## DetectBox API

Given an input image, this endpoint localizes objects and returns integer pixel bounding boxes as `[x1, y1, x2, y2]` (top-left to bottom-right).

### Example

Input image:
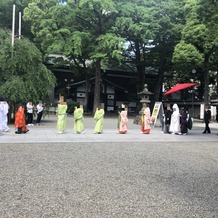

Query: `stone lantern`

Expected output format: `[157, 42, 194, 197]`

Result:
[134, 84, 153, 124]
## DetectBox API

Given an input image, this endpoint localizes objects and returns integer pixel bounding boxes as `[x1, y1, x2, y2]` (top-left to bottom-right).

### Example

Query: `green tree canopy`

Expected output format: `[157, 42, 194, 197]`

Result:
[0, 0, 34, 39]
[150, 0, 186, 101]
[172, 0, 218, 103]
[113, 0, 158, 91]
[24, 0, 124, 111]
[113, 0, 186, 103]
[0, 29, 56, 105]
[173, 40, 204, 68]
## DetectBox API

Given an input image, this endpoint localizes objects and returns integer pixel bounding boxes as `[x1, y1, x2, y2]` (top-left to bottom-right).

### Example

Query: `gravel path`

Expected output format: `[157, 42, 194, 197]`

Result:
[0, 141, 218, 217]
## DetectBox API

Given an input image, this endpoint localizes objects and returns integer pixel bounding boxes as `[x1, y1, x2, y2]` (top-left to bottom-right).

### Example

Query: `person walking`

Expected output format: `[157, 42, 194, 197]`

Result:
[1, 97, 10, 132]
[180, 107, 189, 135]
[36, 101, 44, 125]
[141, 104, 151, 134]
[94, 106, 105, 134]
[0, 97, 4, 135]
[202, 105, 211, 134]
[117, 105, 128, 134]
[169, 103, 181, 134]
[73, 105, 85, 134]
[163, 104, 172, 134]
[56, 99, 68, 134]
[15, 103, 29, 134]
[26, 101, 34, 126]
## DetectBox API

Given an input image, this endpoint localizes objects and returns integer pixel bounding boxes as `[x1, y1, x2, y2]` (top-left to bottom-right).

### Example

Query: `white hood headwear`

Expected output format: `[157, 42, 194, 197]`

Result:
[172, 104, 179, 113]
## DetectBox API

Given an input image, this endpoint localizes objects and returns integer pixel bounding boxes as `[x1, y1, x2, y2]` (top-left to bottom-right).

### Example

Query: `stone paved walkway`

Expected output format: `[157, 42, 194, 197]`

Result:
[1, 115, 218, 143]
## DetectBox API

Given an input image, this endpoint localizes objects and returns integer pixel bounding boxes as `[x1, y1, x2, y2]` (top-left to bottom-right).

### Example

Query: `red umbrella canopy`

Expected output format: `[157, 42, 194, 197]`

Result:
[164, 83, 196, 95]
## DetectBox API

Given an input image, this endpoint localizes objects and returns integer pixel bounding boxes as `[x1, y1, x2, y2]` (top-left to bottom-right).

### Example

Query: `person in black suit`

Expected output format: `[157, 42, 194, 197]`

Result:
[163, 104, 172, 134]
[202, 105, 211, 134]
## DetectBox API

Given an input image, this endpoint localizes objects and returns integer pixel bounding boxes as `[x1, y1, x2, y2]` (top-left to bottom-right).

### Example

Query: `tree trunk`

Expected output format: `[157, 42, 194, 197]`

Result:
[137, 64, 145, 92]
[154, 69, 164, 102]
[84, 74, 90, 112]
[203, 57, 209, 104]
[93, 59, 101, 112]
[217, 64, 218, 98]
[135, 40, 145, 92]
[154, 57, 167, 102]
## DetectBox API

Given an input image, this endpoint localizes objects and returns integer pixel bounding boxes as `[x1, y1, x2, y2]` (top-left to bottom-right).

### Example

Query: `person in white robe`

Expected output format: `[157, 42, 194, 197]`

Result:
[2, 98, 9, 132]
[169, 103, 181, 134]
[0, 97, 5, 135]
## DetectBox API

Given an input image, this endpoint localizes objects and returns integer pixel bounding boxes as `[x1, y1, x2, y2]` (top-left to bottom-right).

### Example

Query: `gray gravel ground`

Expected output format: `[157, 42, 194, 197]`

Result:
[0, 141, 218, 217]
[1, 115, 218, 217]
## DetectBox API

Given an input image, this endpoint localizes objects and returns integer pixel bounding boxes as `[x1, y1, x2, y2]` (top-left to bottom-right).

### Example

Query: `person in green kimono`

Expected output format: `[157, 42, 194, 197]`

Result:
[56, 102, 68, 134]
[94, 106, 105, 134]
[74, 104, 85, 134]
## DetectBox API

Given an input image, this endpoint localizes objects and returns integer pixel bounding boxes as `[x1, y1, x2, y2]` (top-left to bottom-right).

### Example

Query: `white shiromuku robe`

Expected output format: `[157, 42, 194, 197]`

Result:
[169, 103, 180, 134]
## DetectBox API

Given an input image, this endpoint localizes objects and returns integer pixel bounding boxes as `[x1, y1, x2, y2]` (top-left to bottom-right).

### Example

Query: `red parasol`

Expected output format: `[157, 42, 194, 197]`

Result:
[164, 83, 196, 95]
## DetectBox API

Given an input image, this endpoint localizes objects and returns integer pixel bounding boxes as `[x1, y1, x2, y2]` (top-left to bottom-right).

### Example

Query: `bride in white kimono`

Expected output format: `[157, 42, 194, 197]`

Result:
[0, 97, 5, 135]
[169, 103, 181, 134]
